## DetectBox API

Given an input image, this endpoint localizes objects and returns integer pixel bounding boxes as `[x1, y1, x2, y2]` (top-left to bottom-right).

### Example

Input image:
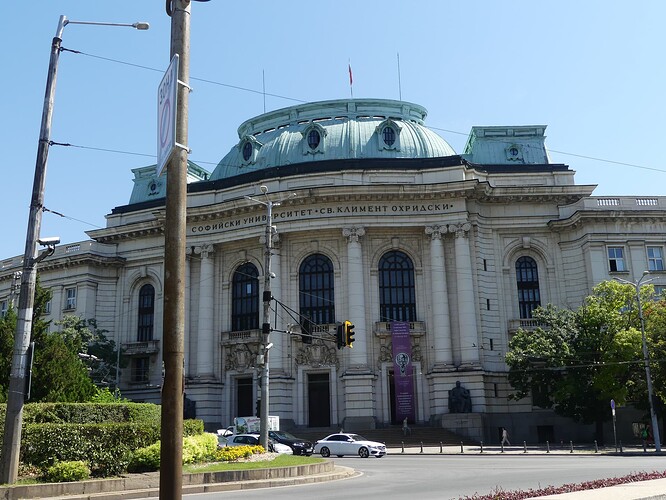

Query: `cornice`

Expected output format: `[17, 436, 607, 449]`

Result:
[549, 210, 666, 232]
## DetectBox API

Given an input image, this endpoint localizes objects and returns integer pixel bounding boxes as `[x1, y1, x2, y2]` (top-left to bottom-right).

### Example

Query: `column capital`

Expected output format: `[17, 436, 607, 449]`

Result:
[425, 225, 446, 240]
[450, 222, 472, 239]
[342, 226, 366, 243]
[194, 244, 214, 258]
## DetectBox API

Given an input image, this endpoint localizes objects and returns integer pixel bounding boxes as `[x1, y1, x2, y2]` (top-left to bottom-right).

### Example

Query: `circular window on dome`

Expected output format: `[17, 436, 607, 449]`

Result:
[242, 141, 253, 161]
[307, 129, 321, 150]
[383, 126, 396, 146]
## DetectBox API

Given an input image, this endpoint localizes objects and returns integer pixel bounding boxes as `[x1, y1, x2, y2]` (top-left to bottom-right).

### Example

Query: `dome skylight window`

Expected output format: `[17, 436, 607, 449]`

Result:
[383, 126, 396, 146]
[242, 141, 253, 161]
[307, 129, 321, 150]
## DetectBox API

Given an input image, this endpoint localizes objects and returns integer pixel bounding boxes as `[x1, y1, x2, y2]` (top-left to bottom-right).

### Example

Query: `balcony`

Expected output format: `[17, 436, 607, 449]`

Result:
[221, 329, 263, 346]
[122, 339, 160, 356]
[373, 321, 426, 337]
[508, 318, 545, 334]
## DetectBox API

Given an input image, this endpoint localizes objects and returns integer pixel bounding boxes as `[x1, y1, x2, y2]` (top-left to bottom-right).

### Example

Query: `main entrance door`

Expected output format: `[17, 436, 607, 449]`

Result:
[237, 377, 253, 417]
[307, 373, 330, 427]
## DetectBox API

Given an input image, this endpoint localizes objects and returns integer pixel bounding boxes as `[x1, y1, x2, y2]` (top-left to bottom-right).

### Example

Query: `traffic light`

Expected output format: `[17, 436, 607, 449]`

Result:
[344, 320, 355, 348]
[300, 317, 312, 344]
[336, 323, 345, 349]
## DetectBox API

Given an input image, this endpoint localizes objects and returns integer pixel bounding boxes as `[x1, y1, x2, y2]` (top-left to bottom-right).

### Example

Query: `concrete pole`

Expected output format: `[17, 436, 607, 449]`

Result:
[259, 198, 273, 450]
[0, 16, 67, 485]
[160, 1, 190, 498]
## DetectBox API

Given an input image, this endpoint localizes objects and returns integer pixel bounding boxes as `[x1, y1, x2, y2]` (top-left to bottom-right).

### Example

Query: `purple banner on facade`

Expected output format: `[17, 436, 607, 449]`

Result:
[391, 321, 415, 422]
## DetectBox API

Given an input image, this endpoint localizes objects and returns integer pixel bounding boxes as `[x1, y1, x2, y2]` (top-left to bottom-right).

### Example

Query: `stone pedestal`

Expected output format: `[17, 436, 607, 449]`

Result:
[440, 413, 484, 442]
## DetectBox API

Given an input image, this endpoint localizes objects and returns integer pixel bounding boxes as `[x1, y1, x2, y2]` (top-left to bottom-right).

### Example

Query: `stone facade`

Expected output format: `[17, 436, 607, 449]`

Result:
[1, 99, 664, 443]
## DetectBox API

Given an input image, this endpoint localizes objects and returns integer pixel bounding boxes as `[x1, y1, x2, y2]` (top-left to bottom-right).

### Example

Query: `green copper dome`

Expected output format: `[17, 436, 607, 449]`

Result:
[210, 98, 456, 181]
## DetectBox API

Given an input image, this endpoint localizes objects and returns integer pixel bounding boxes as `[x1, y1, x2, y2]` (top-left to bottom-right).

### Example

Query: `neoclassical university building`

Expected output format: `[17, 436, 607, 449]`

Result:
[1, 99, 664, 442]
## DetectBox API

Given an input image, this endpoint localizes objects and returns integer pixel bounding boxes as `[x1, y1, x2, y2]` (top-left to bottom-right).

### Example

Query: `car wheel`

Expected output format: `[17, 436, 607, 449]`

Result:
[358, 447, 369, 458]
[337, 455, 344, 458]
[320, 446, 330, 458]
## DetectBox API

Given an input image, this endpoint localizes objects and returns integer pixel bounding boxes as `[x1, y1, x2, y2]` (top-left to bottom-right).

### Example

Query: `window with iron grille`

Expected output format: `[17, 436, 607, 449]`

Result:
[299, 254, 335, 325]
[231, 262, 259, 331]
[379, 250, 416, 322]
[65, 287, 77, 310]
[131, 357, 150, 383]
[137, 284, 155, 341]
[516, 256, 541, 319]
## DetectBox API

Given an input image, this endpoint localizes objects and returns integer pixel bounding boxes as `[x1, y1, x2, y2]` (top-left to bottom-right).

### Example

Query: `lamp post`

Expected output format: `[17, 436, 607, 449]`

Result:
[244, 186, 277, 450]
[616, 271, 662, 452]
[0, 14, 149, 485]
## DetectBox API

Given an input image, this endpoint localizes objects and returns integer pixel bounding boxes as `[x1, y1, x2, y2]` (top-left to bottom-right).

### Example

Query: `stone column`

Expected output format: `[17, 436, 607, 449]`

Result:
[270, 235, 284, 373]
[425, 225, 453, 368]
[184, 247, 192, 378]
[342, 226, 368, 369]
[451, 222, 480, 366]
[195, 244, 215, 378]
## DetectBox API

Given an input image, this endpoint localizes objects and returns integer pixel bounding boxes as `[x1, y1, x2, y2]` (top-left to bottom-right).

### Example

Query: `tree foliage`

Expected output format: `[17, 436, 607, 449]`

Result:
[506, 280, 644, 441]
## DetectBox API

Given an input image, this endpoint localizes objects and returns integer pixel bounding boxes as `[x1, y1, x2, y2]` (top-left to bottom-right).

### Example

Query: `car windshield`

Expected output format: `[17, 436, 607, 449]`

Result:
[271, 431, 297, 440]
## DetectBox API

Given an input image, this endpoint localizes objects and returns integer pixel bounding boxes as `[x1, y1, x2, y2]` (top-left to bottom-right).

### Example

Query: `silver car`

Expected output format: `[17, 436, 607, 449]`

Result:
[313, 433, 386, 458]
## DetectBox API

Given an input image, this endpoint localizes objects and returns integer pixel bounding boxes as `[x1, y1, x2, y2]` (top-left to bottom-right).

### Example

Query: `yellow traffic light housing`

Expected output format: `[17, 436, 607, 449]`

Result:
[335, 323, 345, 349]
[344, 320, 355, 348]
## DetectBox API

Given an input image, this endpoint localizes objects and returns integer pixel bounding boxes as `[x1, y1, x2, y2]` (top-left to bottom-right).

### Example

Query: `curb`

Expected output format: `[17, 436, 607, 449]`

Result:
[0, 461, 356, 500]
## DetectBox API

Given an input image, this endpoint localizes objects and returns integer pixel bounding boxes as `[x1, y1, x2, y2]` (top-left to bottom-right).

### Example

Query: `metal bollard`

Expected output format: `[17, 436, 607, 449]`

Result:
[594, 440, 598, 453]
[401, 441, 404, 454]
[546, 440, 550, 453]
[480, 441, 484, 454]
[620, 440, 623, 453]
[501, 442, 504, 453]
[420, 441, 424, 453]
[440, 441, 443, 454]
[460, 441, 464, 453]
[523, 441, 527, 453]
[570, 440, 574, 453]
[643, 440, 647, 453]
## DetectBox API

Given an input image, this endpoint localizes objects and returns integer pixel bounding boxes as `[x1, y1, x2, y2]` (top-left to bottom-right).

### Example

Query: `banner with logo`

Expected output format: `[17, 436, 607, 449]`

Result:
[391, 321, 415, 422]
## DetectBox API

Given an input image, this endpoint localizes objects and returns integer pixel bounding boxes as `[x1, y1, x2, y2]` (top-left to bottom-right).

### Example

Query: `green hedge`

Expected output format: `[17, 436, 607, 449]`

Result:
[0, 403, 204, 477]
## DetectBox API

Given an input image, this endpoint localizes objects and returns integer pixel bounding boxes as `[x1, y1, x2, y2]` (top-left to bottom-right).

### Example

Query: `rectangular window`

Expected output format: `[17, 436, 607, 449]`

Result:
[65, 287, 77, 310]
[608, 247, 626, 272]
[0, 301, 7, 318]
[647, 246, 664, 271]
[131, 357, 150, 383]
[44, 300, 51, 315]
[654, 285, 666, 299]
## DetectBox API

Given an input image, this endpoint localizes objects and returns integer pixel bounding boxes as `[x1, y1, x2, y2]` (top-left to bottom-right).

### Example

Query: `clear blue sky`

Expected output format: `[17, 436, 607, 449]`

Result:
[2, 1, 665, 259]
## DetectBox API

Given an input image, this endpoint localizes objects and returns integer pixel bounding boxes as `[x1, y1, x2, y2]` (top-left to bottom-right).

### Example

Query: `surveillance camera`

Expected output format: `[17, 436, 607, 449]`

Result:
[269, 272, 276, 279]
[38, 236, 60, 246]
[260, 185, 268, 194]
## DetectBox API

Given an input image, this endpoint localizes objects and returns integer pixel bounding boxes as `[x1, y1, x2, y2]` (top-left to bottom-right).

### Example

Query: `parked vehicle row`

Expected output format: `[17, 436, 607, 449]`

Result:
[217, 428, 386, 458]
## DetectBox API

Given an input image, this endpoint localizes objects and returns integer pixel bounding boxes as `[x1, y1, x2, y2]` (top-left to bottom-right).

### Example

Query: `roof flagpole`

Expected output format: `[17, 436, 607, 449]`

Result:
[397, 52, 402, 101]
[348, 59, 353, 98]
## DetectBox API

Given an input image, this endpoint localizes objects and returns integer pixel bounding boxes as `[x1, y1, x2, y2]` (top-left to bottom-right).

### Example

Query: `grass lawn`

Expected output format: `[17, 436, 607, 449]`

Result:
[184, 454, 324, 473]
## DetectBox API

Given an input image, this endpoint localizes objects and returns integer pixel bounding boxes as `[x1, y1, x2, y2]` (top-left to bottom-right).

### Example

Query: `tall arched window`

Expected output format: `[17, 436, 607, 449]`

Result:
[516, 256, 541, 319]
[299, 254, 335, 325]
[232, 263, 259, 331]
[379, 250, 416, 322]
[137, 284, 155, 341]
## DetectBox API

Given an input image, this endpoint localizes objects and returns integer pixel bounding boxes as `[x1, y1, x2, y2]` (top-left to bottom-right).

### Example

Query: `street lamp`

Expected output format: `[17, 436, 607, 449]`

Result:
[0, 14, 149, 485]
[244, 185, 279, 451]
[615, 271, 662, 452]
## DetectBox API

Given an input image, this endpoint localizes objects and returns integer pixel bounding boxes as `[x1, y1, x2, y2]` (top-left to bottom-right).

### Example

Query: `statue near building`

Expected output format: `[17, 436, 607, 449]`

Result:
[448, 380, 472, 413]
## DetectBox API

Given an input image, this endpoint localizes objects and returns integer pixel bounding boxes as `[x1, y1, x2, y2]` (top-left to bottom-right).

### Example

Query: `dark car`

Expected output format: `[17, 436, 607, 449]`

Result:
[268, 430, 314, 456]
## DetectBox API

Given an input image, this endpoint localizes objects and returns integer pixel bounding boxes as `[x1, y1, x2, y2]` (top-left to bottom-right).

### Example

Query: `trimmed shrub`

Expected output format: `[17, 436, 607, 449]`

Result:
[183, 418, 204, 436]
[214, 445, 264, 462]
[44, 461, 90, 482]
[128, 442, 161, 473]
[182, 433, 218, 464]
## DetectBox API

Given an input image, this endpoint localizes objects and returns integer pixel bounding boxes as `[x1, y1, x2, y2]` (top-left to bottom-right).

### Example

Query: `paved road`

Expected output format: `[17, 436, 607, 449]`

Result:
[175, 453, 666, 500]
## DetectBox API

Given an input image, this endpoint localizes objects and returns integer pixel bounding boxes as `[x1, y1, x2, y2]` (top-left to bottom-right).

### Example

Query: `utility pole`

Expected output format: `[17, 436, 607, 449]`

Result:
[161, 1, 190, 497]
[0, 14, 148, 486]
[245, 186, 278, 450]
[0, 16, 64, 484]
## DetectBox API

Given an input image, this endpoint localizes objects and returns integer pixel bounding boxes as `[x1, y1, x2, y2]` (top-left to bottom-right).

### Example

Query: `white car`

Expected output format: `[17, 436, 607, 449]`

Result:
[313, 433, 386, 458]
[220, 433, 291, 453]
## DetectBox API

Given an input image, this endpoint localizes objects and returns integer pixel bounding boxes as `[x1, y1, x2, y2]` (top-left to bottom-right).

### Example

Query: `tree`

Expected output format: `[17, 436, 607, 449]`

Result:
[506, 281, 643, 443]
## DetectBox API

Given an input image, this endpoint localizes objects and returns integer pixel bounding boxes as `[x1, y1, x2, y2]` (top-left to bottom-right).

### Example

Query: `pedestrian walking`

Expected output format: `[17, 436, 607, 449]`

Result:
[402, 417, 411, 436]
[501, 427, 510, 446]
